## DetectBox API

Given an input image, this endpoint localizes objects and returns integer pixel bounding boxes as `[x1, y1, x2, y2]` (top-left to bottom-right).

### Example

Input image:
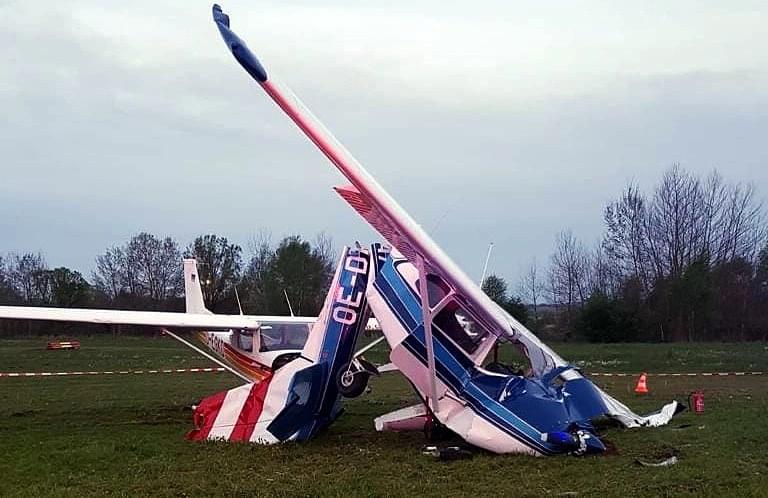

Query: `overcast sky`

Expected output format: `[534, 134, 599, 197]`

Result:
[1, 1, 767, 289]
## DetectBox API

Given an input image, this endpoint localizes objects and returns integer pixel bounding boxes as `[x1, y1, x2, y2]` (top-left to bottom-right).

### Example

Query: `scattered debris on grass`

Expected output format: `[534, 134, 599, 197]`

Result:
[422, 446, 474, 461]
[635, 455, 679, 467]
[672, 423, 693, 430]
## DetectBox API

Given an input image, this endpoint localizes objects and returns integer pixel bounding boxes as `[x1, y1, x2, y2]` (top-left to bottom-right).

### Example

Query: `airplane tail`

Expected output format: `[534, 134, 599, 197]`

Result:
[188, 246, 373, 444]
[183, 259, 211, 315]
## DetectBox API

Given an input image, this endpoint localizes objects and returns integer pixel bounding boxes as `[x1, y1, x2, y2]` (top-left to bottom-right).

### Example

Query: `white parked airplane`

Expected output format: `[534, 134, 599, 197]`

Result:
[0, 258, 380, 390]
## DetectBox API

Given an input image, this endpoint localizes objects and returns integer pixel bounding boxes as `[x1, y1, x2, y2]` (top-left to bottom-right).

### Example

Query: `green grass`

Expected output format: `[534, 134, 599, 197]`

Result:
[0, 337, 766, 497]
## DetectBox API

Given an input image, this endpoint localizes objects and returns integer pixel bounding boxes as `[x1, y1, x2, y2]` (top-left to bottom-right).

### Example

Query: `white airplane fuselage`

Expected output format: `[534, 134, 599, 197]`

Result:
[196, 319, 315, 381]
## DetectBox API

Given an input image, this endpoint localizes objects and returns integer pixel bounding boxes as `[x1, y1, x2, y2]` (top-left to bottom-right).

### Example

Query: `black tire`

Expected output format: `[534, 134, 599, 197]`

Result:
[336, 363, 370, 398]
[272, 353, 300, 371]
[423, 417, 452, 443]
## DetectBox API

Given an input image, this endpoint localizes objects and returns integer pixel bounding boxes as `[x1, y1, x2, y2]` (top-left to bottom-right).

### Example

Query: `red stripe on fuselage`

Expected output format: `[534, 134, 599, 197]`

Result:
[187, 389, 228, 441]
[195, 331, 271, 382]
[228, 378, 273, 441]
[222, 343, 271, 381]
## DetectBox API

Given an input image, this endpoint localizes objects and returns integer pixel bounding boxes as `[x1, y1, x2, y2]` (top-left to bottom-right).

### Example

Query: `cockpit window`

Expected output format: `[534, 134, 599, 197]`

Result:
[237, 331, 254, 352]
[433, 300, 489, 354]
[398, 262, 452, 309]
[426, 274, 451, 308]
[259, 322, 311, 352]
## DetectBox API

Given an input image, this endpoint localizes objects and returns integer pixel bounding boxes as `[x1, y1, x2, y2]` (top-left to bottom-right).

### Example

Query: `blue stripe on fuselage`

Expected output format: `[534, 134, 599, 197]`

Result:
[271, 247, 371, 442]
[307, 247, 371, 437]
[374, 256, 556, 454]
[375, 259, 420, 331]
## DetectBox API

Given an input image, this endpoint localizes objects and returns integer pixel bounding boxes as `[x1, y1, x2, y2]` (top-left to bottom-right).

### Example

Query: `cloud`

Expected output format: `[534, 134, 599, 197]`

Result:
[1, 0, 767, 285]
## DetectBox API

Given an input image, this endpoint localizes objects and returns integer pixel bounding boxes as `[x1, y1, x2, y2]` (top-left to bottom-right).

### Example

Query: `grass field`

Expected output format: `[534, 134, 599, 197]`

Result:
[0, 336, 766, 497]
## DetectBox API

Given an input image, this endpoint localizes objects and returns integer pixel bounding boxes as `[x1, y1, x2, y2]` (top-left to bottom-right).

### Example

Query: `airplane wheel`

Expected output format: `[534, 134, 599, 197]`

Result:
[337, 363, 369, 398]
[424, 417, 439, 442]
[424, 417, 449, 442]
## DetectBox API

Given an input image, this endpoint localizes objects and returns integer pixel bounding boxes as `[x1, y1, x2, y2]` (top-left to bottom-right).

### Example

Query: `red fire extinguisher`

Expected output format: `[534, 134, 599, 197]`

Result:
[689, 390, 705, 414]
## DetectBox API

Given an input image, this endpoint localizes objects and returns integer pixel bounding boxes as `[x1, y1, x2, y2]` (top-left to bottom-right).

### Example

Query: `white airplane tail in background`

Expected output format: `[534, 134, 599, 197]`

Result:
[184, 259, 211, 315]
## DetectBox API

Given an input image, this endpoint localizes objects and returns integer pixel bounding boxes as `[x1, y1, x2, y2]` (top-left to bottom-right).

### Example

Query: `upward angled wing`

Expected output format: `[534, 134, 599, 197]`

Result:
[211, 4, 563, 376]
[0, 305, 261, 330]
[212, 6, 682, 429]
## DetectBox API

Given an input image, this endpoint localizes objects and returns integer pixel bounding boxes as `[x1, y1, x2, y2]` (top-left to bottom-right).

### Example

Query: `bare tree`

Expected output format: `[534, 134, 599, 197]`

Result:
[590, 164, 767, 341]
[8, 252, 51, 304]
[548, 230, 590, 317]
[519, 259, 544, 324]
[603, 183, 652, 290]
[589, 244, 621, 297]
[93, 246, 127, 300]
[125, 233, 182, 302]
[313, 232, 337, 271]
[645, 165, 705, 279]
[603, 166, 766, 287]
[242, 230, 274, 312]
[718, 181, 765, 263]
[0, 255, 19, 304]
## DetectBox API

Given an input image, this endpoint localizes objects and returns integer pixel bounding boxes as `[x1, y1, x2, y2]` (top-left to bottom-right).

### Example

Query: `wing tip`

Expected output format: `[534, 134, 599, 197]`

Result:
[211, 4, 268, 83]
[212, 4, 229, 27]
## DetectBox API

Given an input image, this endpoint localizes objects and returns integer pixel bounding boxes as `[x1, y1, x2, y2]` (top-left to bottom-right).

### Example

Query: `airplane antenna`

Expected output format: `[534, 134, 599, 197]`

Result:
[283, 289, 295, 317]
[234, 286, 244, 315]
[479, 242, 494, 287]
[429, 196, 464, 235]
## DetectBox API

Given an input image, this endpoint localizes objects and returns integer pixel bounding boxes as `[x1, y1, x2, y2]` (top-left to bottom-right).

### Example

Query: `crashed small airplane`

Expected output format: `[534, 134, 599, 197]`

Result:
[0, 4, 682, 455]
[212, 4, 683, 455]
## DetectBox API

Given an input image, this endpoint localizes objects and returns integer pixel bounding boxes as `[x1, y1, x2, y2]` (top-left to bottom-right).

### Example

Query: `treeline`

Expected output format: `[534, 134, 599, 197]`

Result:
[2, 165, 765, 343]
[0, 232, 336, 335]
[520, 165, 768, 342]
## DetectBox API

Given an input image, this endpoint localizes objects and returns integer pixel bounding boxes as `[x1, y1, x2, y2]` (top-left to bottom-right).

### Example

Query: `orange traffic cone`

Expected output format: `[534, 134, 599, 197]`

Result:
[634, 373, 649, 394]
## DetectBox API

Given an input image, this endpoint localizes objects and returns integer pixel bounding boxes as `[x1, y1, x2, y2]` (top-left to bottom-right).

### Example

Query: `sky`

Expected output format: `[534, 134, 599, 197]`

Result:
[1, 0, 767, 290]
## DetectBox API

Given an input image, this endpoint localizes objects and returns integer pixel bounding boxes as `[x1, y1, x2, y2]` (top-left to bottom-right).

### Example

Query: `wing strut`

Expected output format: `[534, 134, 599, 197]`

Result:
[353, 335, 386, 358]
[415, 254, 440, 414]
[161, 328, 251, 383]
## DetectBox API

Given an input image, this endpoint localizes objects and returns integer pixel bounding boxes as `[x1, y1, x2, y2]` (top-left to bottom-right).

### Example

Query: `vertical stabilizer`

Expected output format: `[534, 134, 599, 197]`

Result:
[184, 259, 211, 315]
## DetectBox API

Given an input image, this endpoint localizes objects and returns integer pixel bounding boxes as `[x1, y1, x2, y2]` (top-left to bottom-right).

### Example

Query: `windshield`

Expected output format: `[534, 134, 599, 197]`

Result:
[259, 322, 311, 352]
[433, 300, 489, 354]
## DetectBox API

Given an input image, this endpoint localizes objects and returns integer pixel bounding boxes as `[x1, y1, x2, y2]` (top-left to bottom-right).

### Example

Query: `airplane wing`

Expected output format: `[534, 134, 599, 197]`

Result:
[212, 5, 679, 428]
[211, 4, 562, 375]
[0, 306, 260, 330]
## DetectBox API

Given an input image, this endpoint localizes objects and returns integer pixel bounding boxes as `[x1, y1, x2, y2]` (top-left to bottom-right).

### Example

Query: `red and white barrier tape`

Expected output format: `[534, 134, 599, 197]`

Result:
[589, 371, 764, 377]
[0, 368, 763, 378]
[0, 367, 226, 377]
